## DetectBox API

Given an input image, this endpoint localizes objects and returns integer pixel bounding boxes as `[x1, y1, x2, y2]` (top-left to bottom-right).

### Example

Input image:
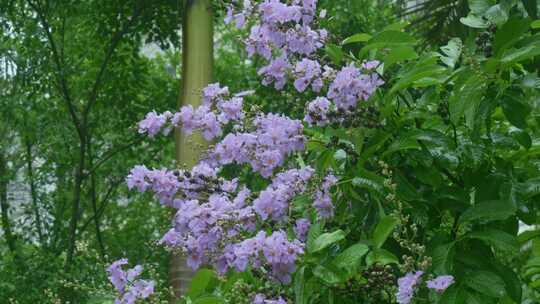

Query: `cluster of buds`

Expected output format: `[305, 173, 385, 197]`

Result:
[328, 105, 383, 129]
[475, 24, 497, 57]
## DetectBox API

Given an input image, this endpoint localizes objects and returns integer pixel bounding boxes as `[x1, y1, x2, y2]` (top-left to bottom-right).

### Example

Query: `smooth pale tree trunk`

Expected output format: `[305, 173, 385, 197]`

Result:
[169, 0, 213, 300]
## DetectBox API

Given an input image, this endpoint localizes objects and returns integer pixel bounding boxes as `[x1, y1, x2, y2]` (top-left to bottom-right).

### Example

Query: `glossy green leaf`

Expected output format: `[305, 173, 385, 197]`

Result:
[311, 230, 346, 253]
[465, 271, 506, 298]
[334, 243, 369, 270]
[459, 200, 516, 224]
[365, 248, 399, 265]
[342, 33, 372, 45]
[372, 216, 399, 248]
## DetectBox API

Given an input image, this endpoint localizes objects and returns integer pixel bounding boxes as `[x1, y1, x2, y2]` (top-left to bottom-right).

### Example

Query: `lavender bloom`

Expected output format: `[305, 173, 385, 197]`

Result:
[286, 26, 327, 56]
[212, 113, 304, 177]
[294, 218, 311, 241]
[293, 58, 323, 93]
[253, 167, 313, 221]
[327, 64, 384, 110]
[138, 111, 171, 137]
[396, 271, 424, 304]
[258, 55, 291, 90]
[222, 230, 304, 284]
[253, 294, 288, 304]
[218, 97, 244, 123]
[304, 97, 332, 126]
[126, 165, 150, 192]
[203, 83, 230, 105]
[313, 173, 337, 219]
[361, 60, 381, 70]
[107, 259, 155, 304]
[426, 275, 454, 293]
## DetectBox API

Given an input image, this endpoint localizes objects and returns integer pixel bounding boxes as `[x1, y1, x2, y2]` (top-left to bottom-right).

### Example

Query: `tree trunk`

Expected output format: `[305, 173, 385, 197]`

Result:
[169, 0, 213, 300]
[25, 140, 45, 246]
[0, 150, 21, 265]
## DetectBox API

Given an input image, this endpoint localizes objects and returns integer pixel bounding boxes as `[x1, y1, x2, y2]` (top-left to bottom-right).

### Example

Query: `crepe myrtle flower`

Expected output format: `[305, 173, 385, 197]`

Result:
[396, 271, 423, 304]
[426, 275, 454, 293]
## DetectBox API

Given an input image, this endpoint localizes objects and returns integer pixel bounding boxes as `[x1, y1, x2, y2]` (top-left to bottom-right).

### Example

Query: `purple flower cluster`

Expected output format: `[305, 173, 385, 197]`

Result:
[218, 230, 304, 283]
[137, 83, 245, 142]
[294, 218, 310, 241]
[253, 167, 314, 221]
[227, 0, 327, 91]
[396, 271, 423, 304]
[254, 294, 288, 304]
[107, 259, 154, 304]
[138, 111, 172, 137]
[293, 58, 323, 93]
[313, 173, 337, 219]
[126, 165, 180, 206]
[212, 113, 304, 177]
[327, 64, 384, 110]
[160, 189, 257, 269]
[397, 272, 454, 303]
[426, 275, 454, 293]
[304, 97, 331, 126]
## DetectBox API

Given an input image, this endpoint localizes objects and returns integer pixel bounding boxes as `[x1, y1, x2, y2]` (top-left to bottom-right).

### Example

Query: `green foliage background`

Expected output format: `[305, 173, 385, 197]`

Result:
[1, 0, 540, 303]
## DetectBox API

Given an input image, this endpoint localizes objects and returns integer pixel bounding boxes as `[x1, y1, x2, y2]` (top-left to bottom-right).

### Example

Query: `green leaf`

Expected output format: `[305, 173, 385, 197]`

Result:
[532, 19, 540, 28]
[187, 269, 216, 298]
[325, 44, 343, 65]
[365, 248, 399, 265]
[449, 72, 486, 126]
[372, 216, 399, 248]
[465, 271, 506, 298]
[192, 296, 224, 304]
[460, 14, 490, 28]
[467, 229, 519, 253]
[306, 221, 323, 253]
[518, 229, 540, 244]
[501, 44, 540, 64]
[313, 264, 343, 285]
[383, 21, 409, 31]
[360, 30, 416, 58]
[295, 266, 307, 304]
[493, 263, 522, 303]
[493, 17, 531, 55]
[512, 130, 532, 149]
[431, 242, 455, 274]
[311, 230, 346, 253]
[383, 46, 418, 68]
[342, 33, 372, 45]
[523, 0, 538, 19]
[459, 200, 516, 224]
[334, 243, 370, 270]
[439, 38, 463, 68]
[87, 297, 114, 304]
[501, 94, 530, 129]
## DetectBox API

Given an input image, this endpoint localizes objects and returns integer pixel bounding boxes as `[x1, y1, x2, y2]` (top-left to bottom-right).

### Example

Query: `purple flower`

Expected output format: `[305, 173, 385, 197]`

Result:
[327, 64, 384, 110]
[253, 294, 288, 304]
[361, 60, 380, 70]
[396, 271, 424, 304]
[293, 58, 322, 93]
[126, 165, 150, 192]
[107, 259, 155, 304]
[218, 97, 244, 123]
[313, 173, 337, 219]
[254, 168, 314, 221]
[203, 83, 230, 105]
[426, 275, 454, 293]
[258, 55, 291, 90]
[138, 111, 171, 137]
[294, 218, 310, 241]
[304, 97, 332, 126]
